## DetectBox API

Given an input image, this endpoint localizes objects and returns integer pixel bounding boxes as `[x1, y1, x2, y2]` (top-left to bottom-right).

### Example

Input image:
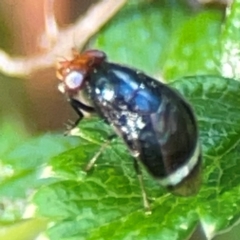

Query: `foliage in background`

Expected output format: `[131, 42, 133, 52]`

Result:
[1, 1, 240, 240]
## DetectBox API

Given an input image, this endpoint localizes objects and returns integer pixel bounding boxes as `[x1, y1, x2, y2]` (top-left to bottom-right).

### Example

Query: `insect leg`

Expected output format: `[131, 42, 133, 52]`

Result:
[133, 159, 151, 214]
[84, 134, 118, 171]
[69, 98, 95, 126]
[84, 140, 110, 171]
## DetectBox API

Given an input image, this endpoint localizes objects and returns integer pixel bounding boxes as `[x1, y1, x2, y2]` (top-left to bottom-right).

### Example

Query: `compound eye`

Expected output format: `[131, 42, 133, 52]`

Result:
[64, 70, 85, 90]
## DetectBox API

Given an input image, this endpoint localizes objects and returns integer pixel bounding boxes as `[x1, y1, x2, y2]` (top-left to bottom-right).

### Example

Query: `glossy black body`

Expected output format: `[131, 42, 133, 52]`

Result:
[77, 62, 200, 184]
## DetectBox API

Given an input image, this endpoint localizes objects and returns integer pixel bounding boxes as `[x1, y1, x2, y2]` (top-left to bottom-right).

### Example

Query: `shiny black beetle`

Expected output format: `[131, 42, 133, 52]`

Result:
[57, 49, 201, 198]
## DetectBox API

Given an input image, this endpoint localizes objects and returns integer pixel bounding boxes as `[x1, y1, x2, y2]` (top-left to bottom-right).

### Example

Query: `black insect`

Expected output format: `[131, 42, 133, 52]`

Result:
[57, 49, 201, 207]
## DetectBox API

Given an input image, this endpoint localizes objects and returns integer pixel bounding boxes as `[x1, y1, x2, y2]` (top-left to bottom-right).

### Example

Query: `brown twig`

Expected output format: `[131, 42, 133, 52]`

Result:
[41, 0, 59, 49]
[0, 0, 127, 77]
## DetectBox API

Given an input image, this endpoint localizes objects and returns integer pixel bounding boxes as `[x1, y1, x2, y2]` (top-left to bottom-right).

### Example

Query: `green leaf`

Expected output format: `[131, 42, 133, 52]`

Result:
[0, 118, 29, 158]
[0, 133, 81, 198]
[171, 76, 240, 234]
[0, 169, 42, 199]
[0, 218, 48, 240]
[0, 133, 81, 222]
[163, 11, 222, 81]
[33, 76, 240, 239]
[93, 1, 190, 74]
[221, 0, 240, 79]
[3, 133, 80, 170]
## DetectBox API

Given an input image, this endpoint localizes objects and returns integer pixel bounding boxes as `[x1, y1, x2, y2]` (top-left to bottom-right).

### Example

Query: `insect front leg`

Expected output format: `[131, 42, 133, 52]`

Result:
[64, 98, 95, 136]
[69, 98, 95, 127]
